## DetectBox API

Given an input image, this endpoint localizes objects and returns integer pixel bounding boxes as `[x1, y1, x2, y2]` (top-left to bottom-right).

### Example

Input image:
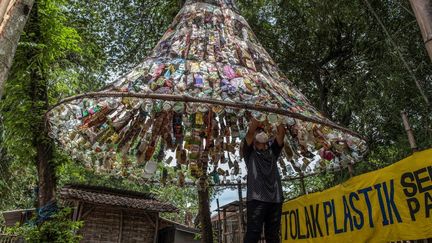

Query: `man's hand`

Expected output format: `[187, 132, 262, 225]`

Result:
[245, 117, 260, 146]
[275, 122, 285, 147]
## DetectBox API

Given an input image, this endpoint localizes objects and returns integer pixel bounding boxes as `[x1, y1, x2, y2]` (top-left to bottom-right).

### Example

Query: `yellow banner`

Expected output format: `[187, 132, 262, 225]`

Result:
[282, 149, 432, 243]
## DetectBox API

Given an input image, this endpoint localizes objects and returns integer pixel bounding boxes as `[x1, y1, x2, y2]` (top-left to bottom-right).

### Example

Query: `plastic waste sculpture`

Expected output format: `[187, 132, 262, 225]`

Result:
[48, 0, 367, 187]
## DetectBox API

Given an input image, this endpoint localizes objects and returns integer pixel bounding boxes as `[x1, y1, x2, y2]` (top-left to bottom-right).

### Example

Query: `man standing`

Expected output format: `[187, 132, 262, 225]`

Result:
[242, 117, 285, 243]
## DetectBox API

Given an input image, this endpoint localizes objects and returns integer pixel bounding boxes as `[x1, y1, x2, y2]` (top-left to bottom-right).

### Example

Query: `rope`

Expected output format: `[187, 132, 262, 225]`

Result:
[34, 200, 58, 225]
[362, 0, 430, 107]
[132, 168, 342, 188]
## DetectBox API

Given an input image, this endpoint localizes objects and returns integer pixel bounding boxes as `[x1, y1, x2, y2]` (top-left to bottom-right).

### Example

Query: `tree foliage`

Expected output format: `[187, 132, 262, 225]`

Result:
[1, 0, 431, 219]
[8, 207, 83, 243]
[238, 0, 431, 164]
[237, 0, 431, 198]
[0, 0, 84, 209]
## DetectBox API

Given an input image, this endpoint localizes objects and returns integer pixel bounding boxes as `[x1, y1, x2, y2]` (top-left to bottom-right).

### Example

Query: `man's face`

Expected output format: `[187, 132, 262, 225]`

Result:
[254, 140, 268, 151]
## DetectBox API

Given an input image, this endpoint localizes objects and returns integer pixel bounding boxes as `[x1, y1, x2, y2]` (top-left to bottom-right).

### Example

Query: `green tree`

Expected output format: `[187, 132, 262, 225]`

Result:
[151, 184, 199, 224]
[8, 208, 83, 243]
[1, 0, 431, 218]
[0, 0, 181, 211]
[237, 0, 431, 198]
[1, 0, 82, 208]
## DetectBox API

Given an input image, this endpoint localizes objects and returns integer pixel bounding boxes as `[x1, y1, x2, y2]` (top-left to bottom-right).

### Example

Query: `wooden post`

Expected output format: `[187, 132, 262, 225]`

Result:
[347, 164, 354, 178]
[299, 174, 307, 195]
[216, 199, 222, 243]
[401, 111, 418, 152]
[71, 201, 81, 236]
[118, 210, 123, 243]
[223, 208, 228, 243]
[72, 201, 80, 221]
[237, 182, 244, 243]
[77, 202, 85, 221]
[409, 0, 432, 62]
[153, 213, 159, 243]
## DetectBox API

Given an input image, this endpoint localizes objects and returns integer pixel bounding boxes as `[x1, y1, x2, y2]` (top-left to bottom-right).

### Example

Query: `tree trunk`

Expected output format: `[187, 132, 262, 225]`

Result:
[198, 163, 213, 243]
[319, 83, 330, 117]
[35, 132, 56, 207]
[0, 0, 34, 96]
[314, 70, 330, 118]
[178, 0, 186, 8]
[0, 0, 11, 21]
[26, 0, 56, 208]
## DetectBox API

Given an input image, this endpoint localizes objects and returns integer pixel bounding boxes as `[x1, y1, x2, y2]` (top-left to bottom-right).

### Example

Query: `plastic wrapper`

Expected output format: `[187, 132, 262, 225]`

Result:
[47, 0, 367, 184]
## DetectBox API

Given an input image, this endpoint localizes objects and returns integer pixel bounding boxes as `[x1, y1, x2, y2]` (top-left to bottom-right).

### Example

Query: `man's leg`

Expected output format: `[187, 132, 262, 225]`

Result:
[244, 200, 266, 243]
[263, 202, 282, 243]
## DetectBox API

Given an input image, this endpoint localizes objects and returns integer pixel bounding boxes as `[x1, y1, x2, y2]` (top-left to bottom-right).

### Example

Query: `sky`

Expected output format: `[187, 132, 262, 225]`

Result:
[210, 187, 246, 216]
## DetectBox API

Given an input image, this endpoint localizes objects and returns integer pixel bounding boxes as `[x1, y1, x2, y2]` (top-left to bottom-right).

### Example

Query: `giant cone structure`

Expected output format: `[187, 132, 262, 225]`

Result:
[48, 0, 367, 184]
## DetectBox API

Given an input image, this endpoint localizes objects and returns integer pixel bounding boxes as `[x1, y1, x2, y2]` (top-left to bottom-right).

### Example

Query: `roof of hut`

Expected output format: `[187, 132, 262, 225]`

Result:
[60, 184, 178, 213]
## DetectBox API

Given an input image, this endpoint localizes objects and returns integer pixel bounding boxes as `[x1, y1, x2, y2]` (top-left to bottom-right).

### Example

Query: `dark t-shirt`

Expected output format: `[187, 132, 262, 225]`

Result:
[242, 139, 284, 203]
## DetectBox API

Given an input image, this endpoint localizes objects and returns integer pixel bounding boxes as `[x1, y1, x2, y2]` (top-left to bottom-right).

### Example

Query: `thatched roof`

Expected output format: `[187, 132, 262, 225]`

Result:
[59, 184, 178, 213]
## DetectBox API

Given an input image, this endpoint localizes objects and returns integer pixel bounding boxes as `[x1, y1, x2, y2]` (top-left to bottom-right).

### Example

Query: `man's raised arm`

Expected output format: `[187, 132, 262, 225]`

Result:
[245, 117, 260, 146]
[275, 123, 285, 146]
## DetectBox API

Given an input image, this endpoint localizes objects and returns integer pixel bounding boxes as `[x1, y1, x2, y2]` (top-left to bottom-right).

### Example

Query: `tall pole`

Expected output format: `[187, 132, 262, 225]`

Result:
[299, 173, 307, 195]
[223, 208, 228, 243]
[237, 181, 244, 243]
[409, 0, 432, 62]
[347, 164, 354, 178]
[216, 199, 222, 243]
[153, 213, 159, 243]
[401, 111, 418, 152]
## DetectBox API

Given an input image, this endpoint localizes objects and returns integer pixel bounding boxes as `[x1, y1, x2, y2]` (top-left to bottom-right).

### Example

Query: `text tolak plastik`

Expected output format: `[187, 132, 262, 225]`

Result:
[281, 149, 432, 243]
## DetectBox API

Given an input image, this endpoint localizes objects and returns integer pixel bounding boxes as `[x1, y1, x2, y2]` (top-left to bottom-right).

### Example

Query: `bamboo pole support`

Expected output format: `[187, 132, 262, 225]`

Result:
[237, 181, 244, 243]
[223, 208, 228, 243]
[347, 164, 354, 178]
[118, 210, 123, 243]
[153, 213, 159, 243]
[409, 0, 432, 62]
[216, 199, 222, 243]
[401, 111, 418, 152]
[299, 173, 307, 195]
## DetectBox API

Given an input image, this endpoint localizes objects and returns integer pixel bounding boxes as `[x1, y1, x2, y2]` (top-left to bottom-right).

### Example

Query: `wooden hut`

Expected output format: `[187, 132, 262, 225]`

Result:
[60, 184, 178, 243]
[1, 185, 204, 243]
[158, 218, 200, 243]
[212, 200, 246, 243]
[212, 199, 271, 243]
